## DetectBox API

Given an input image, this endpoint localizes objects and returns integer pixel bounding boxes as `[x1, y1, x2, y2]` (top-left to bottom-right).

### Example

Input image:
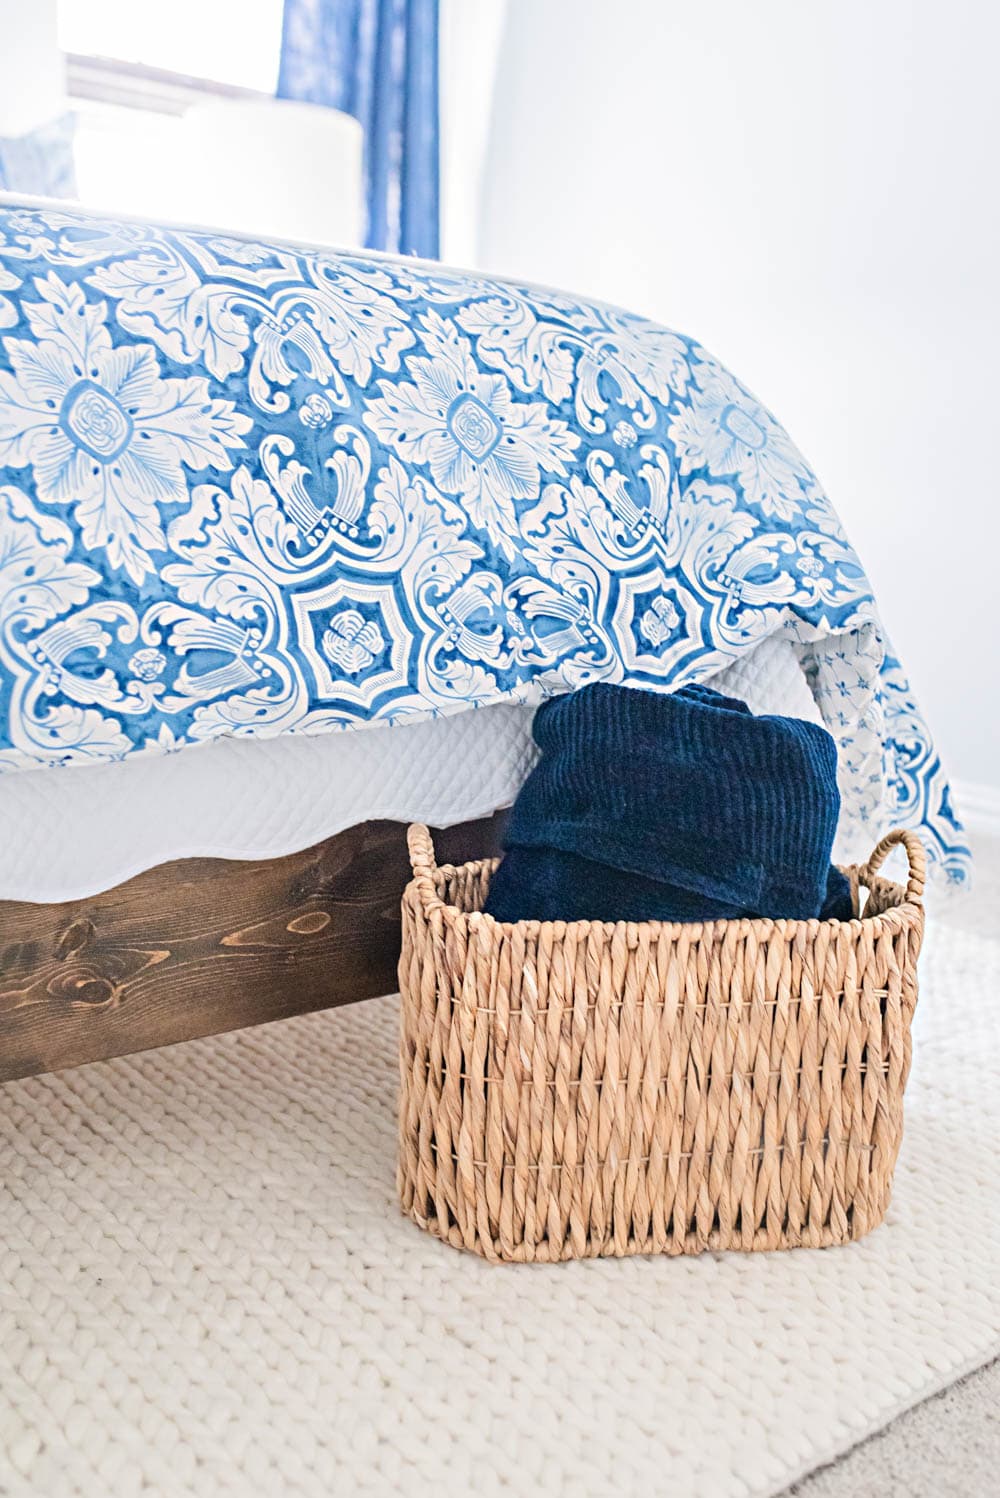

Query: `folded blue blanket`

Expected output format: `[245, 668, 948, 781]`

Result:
[483, 684, 854, 923]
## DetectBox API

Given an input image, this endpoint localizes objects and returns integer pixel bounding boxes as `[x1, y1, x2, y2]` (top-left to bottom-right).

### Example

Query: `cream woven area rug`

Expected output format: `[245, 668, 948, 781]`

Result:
[3, 915, 999, 1497]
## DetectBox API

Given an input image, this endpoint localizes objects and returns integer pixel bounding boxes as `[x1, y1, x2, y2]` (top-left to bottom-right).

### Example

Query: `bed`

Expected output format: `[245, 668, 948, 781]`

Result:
[0, 196, 968, 1082]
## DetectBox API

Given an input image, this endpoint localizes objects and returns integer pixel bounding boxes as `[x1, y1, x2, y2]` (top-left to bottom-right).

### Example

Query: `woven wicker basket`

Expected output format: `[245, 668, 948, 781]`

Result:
[398, 823, 925, 1263]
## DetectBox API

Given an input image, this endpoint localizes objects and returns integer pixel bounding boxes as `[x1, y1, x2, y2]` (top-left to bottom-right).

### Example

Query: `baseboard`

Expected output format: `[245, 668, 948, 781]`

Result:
[954, 779, 1000, 837]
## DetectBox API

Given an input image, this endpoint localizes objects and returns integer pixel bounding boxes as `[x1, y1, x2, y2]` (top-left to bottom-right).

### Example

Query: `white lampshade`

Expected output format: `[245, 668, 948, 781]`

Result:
[174, 97, 364, 249]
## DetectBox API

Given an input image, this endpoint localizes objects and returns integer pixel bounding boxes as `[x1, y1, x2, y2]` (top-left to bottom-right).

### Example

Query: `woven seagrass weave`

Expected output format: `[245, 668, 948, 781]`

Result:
[398, 824, 925, 1263]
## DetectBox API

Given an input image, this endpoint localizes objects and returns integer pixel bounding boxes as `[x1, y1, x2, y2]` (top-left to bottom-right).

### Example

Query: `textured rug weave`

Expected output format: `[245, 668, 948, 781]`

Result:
[2, 917, 998, 1497]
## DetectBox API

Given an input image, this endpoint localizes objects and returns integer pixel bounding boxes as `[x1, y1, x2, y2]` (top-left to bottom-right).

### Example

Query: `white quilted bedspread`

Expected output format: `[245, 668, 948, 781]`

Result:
[0, 634, 826, 902]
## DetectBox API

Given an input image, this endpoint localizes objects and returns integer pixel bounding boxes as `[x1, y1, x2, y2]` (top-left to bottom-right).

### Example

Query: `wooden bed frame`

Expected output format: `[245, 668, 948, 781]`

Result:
[0, 813, 504, 1084]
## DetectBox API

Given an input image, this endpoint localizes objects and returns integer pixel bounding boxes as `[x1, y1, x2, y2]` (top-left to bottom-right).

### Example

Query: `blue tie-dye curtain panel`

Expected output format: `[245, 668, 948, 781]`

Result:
[277, 0, 440, 259]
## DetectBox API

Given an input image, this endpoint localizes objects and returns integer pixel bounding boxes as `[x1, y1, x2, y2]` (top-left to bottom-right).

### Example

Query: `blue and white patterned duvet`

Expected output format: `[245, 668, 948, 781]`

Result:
[0, 199, 968, 881]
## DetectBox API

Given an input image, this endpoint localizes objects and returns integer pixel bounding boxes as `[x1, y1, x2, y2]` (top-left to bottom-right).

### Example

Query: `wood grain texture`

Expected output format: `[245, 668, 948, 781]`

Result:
[0, 814, 505, 1084]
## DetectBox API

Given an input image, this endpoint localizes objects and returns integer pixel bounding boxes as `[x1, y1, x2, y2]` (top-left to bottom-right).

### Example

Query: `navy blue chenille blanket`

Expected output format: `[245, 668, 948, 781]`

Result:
[483, 683, 854, 924]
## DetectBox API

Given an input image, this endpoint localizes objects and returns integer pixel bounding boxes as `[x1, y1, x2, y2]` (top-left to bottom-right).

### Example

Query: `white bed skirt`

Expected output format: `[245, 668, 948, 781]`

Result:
[0, 637, 827, 903]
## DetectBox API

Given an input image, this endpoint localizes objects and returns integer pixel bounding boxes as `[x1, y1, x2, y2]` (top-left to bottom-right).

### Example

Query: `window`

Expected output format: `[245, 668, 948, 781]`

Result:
[57, 0, 286, 229]
[55, 0, 364, 247]
[58, 0, 285, 100]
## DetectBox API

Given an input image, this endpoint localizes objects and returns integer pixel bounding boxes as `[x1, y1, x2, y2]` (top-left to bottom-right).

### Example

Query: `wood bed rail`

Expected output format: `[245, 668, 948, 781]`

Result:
[0, 813, 505, 1084]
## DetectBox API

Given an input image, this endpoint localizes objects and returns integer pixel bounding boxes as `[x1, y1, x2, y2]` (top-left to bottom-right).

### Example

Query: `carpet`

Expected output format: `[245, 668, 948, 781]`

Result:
[2, 915, 998, 1497]
[787, 1356, 1000, 1497]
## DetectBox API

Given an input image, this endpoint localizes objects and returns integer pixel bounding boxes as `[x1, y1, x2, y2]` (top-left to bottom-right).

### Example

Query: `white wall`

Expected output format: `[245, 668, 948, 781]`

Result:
[0, 0, 63, 133]
[477, 0, 1000, 791]
[440, 0, 508, 264]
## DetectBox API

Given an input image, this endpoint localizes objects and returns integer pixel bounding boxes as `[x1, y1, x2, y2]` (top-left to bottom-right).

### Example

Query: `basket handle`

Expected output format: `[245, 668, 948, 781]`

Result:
[859, 828, 926, 906]
[406, 823, 442, 906]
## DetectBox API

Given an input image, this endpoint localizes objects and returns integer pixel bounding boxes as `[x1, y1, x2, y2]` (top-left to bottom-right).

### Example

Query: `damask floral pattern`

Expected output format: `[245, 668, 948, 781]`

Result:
[0, 274, 251, 582]
[364, 310, 578, 548]
[0, 265, 18, 329]
[668, 360, 814, 521]
[0, 200, 969, 882]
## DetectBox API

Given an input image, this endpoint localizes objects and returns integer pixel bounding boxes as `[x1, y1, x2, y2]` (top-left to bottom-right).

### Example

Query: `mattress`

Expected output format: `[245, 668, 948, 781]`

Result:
[0, 635, 825, 903]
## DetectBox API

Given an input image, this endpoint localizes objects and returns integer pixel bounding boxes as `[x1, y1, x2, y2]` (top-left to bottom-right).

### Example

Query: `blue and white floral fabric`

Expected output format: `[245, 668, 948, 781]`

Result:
[0, 199, 969, 882]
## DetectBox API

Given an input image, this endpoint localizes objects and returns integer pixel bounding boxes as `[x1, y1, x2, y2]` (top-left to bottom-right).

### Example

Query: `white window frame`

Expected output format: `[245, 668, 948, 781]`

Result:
[65, 52, 269, 117]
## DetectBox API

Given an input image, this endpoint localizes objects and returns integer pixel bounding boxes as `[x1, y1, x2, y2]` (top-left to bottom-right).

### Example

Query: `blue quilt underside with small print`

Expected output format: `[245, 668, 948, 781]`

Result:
[0, 199, 969, 882]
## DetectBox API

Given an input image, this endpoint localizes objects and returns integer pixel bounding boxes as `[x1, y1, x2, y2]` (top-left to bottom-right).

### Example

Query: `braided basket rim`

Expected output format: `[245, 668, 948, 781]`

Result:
[411, 855, 922, 942]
